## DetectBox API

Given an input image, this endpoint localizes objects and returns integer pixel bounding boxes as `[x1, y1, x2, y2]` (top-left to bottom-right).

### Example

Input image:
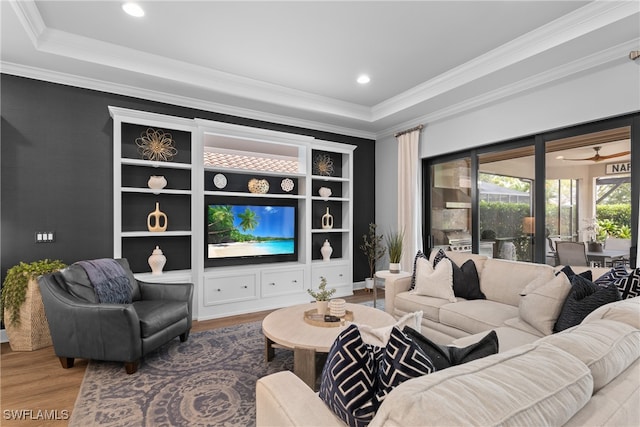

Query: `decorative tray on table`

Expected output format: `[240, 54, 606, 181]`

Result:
[303, 309, 353, 327]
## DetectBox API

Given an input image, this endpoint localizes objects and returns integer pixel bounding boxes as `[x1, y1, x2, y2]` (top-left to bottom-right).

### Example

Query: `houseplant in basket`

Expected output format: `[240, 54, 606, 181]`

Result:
[307, 276, 335, 315]
[360, 223, 385, 290]
[386, 229, 405, 273]
[1, 259, 66, 351]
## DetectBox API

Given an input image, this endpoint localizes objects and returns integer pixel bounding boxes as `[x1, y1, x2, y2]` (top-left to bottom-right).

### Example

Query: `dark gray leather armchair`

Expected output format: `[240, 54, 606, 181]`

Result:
[38, 258, 193, 374]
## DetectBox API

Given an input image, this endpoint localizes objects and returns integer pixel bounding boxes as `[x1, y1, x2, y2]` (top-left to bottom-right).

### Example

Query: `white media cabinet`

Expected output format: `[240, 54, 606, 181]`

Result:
[110, 107, 355, 320]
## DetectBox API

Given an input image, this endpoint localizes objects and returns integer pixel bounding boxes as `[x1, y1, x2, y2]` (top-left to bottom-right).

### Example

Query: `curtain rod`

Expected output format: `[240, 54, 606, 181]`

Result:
[394, 124, 424, 138]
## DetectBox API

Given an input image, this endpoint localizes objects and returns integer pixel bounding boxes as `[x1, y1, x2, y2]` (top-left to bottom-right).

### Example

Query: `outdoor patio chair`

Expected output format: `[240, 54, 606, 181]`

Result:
[556, 241, 589, 266]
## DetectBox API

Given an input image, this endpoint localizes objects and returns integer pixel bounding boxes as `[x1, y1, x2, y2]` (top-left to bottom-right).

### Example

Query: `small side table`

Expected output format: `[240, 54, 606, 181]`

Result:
[374, 270, 411, 308]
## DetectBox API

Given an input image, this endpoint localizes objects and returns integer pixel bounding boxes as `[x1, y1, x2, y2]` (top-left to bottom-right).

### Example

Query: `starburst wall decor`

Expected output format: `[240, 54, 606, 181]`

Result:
[136, 128, 178, 162]
[313, 153, 334, 176]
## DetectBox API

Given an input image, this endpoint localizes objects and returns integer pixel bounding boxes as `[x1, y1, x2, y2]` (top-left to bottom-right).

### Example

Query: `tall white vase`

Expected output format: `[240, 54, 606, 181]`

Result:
[148, 246, 167, 275]
[321, 239, 333, 261]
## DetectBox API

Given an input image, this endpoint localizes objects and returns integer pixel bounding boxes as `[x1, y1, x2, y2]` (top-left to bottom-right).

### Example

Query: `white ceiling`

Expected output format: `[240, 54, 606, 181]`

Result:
[2, 1, 639, 138]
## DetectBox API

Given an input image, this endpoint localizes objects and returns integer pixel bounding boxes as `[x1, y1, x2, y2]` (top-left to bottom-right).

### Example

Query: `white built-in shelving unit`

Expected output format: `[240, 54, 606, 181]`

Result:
[110, 107, 354, 319]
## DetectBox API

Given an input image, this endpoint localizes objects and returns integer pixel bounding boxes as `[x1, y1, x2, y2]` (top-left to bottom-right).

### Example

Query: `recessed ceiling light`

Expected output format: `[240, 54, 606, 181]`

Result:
[122, 2, 145, 17]
[357, 74, 370, 85]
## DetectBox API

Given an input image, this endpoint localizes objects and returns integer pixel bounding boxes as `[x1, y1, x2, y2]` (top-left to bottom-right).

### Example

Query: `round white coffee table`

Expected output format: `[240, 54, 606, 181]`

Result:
[262, 302, 395, 389]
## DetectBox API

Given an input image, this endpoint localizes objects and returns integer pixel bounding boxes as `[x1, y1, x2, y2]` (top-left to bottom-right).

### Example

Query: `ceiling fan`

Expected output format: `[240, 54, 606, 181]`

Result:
[560, 146, 630, 162]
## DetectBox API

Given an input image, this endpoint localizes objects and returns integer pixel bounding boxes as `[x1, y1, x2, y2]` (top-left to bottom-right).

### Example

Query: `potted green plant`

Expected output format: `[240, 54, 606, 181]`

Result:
[360, 223, 385, 290]
[307, 276, 335, 315]
[1, 259, 66, 351]
[386, 229, 405, 273]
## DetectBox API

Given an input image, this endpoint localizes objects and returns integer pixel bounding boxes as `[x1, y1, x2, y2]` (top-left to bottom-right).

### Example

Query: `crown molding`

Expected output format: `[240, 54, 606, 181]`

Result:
[372, 0, 640, 121]
[1, 62, 377, 140]
[376, 38, 639, 139]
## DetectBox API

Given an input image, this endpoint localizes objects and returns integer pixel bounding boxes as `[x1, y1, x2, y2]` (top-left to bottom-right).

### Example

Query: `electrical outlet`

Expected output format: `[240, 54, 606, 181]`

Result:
[35, 231, 55, 243]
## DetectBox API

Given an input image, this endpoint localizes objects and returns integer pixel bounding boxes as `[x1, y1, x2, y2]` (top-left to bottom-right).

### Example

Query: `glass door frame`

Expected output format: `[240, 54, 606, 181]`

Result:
[422, 112, 639, 267]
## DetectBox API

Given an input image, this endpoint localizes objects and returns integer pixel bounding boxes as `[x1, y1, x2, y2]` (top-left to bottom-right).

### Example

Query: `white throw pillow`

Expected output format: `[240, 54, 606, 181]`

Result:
[413, 257, 456, 302]
[519, 273, 571, 336]
[357, 311, 423, 347]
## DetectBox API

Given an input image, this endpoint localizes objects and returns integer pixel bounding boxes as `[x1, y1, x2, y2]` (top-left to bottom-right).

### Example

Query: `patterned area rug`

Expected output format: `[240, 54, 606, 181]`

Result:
[69, 321, 293, 427]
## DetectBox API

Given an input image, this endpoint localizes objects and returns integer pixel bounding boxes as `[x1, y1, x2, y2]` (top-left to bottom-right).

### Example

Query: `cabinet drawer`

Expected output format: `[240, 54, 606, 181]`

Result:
[311, 264, 349, 288]
[204, 274, 257, 305]
[261, 269, 305, 297]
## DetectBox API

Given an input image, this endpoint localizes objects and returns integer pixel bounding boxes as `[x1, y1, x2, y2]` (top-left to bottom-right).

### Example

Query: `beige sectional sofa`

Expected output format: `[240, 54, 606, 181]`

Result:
[256, 255, 640, 426]
[387, 251, 610, 350]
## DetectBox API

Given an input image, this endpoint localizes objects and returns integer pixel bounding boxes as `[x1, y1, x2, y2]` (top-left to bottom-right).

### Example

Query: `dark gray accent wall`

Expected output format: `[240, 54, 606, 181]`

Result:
[1, 74, 375, 282]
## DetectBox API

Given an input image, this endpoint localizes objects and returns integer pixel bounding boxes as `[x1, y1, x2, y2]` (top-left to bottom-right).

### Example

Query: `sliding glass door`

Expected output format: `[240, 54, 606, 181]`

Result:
[478, 145, 535, 262]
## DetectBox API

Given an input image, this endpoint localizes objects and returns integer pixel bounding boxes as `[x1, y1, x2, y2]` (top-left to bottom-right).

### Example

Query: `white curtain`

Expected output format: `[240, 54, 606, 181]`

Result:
[396, 129, 422, 272]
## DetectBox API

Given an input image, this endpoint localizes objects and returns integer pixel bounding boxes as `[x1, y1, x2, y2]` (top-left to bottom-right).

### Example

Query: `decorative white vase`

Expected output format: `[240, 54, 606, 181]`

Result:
[321, 207, 334, 229]
[147, 175, 167, 194]
[329, 298, 346, 317]
[316, 300, 329, 315]
[148, 246, 167, 275]
[320, 239, 333, 261]
[389, 262, 401, 273]
[318, 187, 332, 200]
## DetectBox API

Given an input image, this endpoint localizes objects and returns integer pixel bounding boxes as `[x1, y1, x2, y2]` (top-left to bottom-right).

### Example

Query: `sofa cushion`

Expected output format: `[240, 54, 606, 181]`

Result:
[519, 272, 572, 335]
[133, 300, 189, 338]
[479, 259, 555, 306]
[554, 275, 620, 332]
[439, 300, 518, 335]
[583, 296, 640, 329]
[453, 325, 540, 352]
[413, 257, 456, 303]
[403, 326, 498, 371]
[394, 292, 450, 322]
[563, 359, 640, 427]
[541, 319, 640, 392]
[369, 343, 593, 427]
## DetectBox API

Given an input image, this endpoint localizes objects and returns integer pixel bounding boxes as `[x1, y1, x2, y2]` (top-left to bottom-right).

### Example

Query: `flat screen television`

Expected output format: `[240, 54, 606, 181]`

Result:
[205, 196, 298, 267]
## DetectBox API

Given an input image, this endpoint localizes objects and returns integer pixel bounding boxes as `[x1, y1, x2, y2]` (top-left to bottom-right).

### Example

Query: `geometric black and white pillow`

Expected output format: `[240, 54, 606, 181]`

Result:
[613, 268, 640, 299]
[319, 324, 378, 427]
[409, 251, 428, 291]
[374, 327, 434, 406]
[594, 264, 629, 286]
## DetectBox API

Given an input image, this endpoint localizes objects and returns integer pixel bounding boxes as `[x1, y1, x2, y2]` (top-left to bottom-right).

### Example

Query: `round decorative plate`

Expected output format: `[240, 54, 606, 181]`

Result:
[280, 178, 295, 192]
[213, 173, 227, 189]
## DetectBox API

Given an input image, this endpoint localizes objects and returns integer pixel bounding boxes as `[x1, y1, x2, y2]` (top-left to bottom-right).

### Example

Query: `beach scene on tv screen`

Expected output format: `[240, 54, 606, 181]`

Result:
[207, 204, 295, 258]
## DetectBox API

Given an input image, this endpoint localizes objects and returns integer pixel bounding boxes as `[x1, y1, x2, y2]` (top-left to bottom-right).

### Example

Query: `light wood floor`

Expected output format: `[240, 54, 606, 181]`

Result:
[0, 289, 380, 426]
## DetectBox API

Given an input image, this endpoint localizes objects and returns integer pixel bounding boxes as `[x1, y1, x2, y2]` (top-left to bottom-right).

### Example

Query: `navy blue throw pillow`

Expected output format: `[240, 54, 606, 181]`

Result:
[612, 268, 640, 299]
[558, 265, 592, 282]
[554, 275, 620, 332]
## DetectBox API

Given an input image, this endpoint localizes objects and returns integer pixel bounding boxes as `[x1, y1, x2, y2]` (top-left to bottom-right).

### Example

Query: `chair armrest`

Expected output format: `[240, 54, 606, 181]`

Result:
[256, 371, 344, 427]
[38, 275, 141, 361]
[384, 275, 412, 316]
[138, 281, 194, 327]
